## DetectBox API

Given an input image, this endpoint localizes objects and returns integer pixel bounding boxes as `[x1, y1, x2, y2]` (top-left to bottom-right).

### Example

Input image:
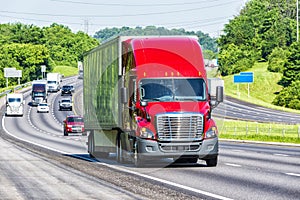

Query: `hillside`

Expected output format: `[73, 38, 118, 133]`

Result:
[208, 62, 300, 113]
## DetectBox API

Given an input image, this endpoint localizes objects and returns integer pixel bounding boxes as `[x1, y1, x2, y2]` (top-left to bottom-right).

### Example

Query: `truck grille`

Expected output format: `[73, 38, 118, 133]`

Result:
[156, 113, 204, 141]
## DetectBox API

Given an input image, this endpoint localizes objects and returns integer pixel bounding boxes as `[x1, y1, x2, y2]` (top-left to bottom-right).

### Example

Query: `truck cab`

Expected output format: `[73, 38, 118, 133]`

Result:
[31, 80, 48, 106]
[47, 73, 61, 92]
[6, 93, 25, 116]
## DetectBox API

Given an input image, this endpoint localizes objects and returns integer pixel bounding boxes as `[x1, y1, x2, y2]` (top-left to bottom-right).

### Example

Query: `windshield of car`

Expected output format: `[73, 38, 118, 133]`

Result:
[68, 117, 83, 122]
[62, 86, 71, 90]
[39, 103, 48, 106]
[139, 78, 206, 102]
[61, 99, 71, 103]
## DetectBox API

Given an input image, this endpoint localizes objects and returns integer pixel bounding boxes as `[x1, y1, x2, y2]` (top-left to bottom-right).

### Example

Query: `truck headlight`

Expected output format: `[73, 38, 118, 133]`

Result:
[205, 127, 218, 139]
[140, 127, 154, 139]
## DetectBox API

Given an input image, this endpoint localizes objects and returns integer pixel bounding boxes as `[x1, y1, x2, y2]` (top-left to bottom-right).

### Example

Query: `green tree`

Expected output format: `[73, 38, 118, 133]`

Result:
[279, 42, 300, 87]
[273, 81, 300, 110]
[218, 0, 296, 75]
[218, 44, 256, 75]
[0, 43, 49, 86]
[267, 47, 288, 73]
[93, 26, 217, 52]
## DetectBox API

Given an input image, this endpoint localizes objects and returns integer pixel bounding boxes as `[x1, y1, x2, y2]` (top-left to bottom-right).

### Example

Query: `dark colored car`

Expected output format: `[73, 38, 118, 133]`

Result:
[61, 85, 73, 96]
[63, 115, 85, 136]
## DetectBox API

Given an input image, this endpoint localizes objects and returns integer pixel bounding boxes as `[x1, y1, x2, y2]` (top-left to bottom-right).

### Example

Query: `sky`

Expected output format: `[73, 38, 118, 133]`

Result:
[0, 0, 248, 38]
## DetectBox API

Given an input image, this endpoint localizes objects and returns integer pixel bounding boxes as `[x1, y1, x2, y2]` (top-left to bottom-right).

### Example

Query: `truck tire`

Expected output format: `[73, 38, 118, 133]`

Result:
[63, 129, 68, 136]
[133, 142, 144, 167]
[205, 156, 218, 167]
[88, 131, 95, 158]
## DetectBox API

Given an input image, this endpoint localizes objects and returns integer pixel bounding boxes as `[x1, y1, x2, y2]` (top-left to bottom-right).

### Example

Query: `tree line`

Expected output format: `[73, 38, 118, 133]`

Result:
[0, 23, 99, 87]
[0, 23, 217, 88]
[93, 26, 218, 57]
[218, 0, 300, 110]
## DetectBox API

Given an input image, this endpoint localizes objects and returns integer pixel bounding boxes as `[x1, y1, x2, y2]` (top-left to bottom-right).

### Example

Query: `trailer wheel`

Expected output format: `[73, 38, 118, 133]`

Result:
[205, 156, 218, 167]
[88, 131, 95, 158]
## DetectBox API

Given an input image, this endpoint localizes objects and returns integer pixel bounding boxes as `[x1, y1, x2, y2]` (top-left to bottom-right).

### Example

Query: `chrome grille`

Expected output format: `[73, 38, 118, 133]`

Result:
[156, 113, 204, 141]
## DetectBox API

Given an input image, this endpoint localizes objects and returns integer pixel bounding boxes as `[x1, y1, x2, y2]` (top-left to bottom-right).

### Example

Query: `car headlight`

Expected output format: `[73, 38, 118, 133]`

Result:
[205, 127, 218, 139]
[140, 127, 154, 139]
[67, 125, 72, 128]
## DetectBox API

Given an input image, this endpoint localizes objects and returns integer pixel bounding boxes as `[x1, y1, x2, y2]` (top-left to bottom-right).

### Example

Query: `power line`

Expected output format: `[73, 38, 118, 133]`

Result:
[0, 0, 240, 18]
[50, 0, 226, 7]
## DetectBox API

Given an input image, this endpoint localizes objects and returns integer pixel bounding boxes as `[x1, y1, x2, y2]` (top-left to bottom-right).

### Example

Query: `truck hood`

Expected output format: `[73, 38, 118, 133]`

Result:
[146, 101, 210, 116]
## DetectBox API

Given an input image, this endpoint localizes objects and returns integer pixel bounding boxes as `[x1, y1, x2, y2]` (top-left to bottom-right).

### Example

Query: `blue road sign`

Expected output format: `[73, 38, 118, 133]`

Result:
[239, 72, 253, 76]
[234, 72, 254, 83]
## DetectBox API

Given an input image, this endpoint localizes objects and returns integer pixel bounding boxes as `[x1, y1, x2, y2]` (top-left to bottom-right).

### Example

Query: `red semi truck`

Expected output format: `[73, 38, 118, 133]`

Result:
[83, 36, 223, 167]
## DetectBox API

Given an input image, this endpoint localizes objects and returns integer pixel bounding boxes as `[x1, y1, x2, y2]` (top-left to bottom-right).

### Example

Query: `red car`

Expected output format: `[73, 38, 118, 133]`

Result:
[63, 115, 85, 136]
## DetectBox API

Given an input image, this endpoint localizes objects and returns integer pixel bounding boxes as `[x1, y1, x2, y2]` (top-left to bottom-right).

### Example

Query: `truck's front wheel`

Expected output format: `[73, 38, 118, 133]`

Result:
[133, 142, 144, 167]
[205, 156, 218, 167]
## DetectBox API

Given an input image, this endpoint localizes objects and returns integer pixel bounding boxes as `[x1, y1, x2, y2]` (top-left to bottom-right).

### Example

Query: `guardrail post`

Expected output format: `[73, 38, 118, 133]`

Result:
[234, 125, 237, 136]
[256, 123, 258, 135]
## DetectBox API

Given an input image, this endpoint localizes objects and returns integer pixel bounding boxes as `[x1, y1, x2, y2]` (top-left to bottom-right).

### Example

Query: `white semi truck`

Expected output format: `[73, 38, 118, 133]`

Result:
[47, 72, 61, 92]
[6, 93, 25, 116]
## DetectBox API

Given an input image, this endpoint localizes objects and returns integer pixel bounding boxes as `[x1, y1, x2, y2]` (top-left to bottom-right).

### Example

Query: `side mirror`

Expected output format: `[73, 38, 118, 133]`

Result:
[216, 86, 224, 103]
[120, 87, 128, 104]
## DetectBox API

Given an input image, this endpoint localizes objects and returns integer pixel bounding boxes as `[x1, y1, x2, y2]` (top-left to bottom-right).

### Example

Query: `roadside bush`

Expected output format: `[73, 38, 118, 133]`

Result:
[267, 47, 288, 73]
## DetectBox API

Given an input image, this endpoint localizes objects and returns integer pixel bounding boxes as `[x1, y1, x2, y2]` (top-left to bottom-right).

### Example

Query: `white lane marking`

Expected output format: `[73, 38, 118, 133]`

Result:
[273, 154, 289, 157]
[232, 150, 245, 153]
[285, 173, 300, 177]
[2, 115, 68, 154]
[3, 115, 232, 200]
[100, 162, 234, 200]
[224, 163, 242, 167]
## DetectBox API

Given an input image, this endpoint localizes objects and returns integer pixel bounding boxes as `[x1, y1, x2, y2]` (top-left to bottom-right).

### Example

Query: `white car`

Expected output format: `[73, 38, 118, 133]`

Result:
[37, 103, 50, 113]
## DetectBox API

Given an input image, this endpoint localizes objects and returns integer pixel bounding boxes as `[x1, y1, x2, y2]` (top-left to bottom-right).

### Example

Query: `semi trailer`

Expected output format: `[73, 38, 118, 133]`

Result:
[83, 36, 223, 167]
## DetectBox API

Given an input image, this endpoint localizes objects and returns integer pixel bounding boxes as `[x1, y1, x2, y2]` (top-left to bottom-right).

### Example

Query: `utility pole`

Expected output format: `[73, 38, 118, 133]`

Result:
[84, 19, 89, 35]
[297, 0, 299, 42]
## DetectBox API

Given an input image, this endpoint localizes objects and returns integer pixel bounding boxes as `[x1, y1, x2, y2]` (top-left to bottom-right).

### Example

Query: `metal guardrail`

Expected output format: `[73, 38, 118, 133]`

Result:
[0, 82, 32, 97]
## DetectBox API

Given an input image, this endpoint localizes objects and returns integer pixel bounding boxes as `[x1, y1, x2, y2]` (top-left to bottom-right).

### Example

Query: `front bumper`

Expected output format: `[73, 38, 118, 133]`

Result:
[136, 137, 218, 160]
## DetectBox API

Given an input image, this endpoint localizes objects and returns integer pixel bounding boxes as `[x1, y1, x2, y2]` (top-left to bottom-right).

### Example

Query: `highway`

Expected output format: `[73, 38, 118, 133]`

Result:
[1, 77, 300, 200]
[213, 96, 300, 124]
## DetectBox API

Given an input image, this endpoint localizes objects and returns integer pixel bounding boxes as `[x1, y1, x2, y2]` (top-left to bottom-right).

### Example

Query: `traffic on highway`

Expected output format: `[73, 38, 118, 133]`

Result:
[1, 73, 300, 200]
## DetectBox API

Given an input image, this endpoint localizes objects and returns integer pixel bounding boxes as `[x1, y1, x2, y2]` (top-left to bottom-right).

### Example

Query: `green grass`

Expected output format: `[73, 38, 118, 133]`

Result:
[52, 65, 78, 77]
[210, 62, 300, 114]
[208, 63, 300, 144]
[216, 119, 300, 144]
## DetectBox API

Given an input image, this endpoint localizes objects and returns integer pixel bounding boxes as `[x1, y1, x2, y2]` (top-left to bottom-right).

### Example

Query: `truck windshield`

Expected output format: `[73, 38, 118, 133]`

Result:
[8, 98, 21, 103]
[139, 78, 206, 102]
[47, 81, 56, 84]
[33, 92, 45, 97]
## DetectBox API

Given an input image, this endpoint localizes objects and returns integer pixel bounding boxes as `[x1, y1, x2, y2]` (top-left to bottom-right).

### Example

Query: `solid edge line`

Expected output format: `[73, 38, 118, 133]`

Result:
[2, 115, 69, 155]
[96, 162, 233, 200]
